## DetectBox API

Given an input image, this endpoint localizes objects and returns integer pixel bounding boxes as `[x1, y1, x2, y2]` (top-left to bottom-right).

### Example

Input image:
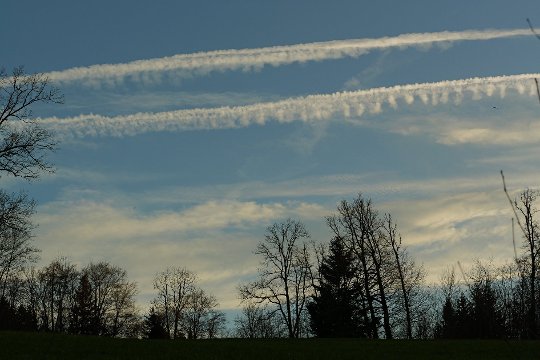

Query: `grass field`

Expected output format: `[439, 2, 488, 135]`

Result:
[1, 331, 540, 359]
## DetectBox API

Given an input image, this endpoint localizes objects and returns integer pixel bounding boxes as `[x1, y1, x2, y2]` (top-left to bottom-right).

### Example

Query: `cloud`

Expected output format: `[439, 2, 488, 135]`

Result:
[33, 167, 540, 306]
[36, 199, 325, 243]
[382, 188, 517, 283]
[37, 73, 540, 139]
[34, 198, 327, 308]
[374, 111, 540, 146]
[43, 29, 532, 86]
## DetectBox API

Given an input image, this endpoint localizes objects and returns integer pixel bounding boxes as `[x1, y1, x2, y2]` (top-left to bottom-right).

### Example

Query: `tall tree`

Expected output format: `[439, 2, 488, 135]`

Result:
[153, 267, 196, 339]
[81, 262, 138, 336]
[0, 66, 62, 330]
[239, 219, 313, 338]
[36, 257, 79, 332]
[326, 196, 388, 338]
[502, 172, 540, 338]
[308, 236, 364, 337]
[0, 191, 37, 300]
[383, 214, 425, 339]
[514, 189, 540, 338]
[70, 273, 97, 335]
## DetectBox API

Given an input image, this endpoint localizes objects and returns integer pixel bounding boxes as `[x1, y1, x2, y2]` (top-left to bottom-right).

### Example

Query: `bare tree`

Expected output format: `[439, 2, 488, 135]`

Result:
[0, 191, 38, 299]
[37, 257, 79, 332]
[327, 196, 390, 338]
[183, 288, 219, 339]
[501, 171, 540, 338]
[234, 303, 285, 338]
[239, 219, 313, 338]
[513, 189, 540, 338]
[152, 267, 224, 339]
[383, 214, 425, 339]
[81, 262, 138, 336]
[108, 277, 138, 337]
[206, 309, 227, 339]
[0, 66, 62, 179]
[326, 194, 425, 339]
[153, 267, 197, 339]
[0, 66, 62, 327]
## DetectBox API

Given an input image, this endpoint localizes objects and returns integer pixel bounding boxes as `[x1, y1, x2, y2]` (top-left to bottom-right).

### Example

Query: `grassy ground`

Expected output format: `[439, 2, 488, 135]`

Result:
[1, 331, 540, 360]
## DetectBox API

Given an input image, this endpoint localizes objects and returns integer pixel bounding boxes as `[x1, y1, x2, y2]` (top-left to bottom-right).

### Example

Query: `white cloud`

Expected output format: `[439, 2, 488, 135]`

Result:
[36, 199, 326, 242]
[34, 198, 327, 308]
[37, 73, 540, 139]
[43, 28, 532, 85]
[30, 166, 540, 306]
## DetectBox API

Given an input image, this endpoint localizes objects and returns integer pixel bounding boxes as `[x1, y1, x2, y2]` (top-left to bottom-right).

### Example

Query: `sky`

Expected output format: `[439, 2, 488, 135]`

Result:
[2, 0, 540, 314]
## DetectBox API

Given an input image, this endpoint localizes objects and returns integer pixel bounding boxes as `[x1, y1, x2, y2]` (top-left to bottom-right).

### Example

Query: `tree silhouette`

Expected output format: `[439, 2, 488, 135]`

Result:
[0, 191, 38, 301]
[308, 236, 364, 337]
[0, 66, 62, 179]
[70, 273, 98, 335]
[144, 307, 168, 339]
[239, 219, 313, 338]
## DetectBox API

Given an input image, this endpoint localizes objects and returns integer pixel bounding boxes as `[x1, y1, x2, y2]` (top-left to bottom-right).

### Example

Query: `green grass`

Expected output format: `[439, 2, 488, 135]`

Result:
[1, 331, 540, 359]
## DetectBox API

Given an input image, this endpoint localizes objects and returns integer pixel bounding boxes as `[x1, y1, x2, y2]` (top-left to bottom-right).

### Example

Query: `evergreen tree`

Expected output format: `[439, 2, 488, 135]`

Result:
[144, 307, 168, 339]
[70, 273, 98, 335]
[454, 292, 472, 338]
[439, 296, 456, 338]
[470, 278, 504, 338]
[308, 236, 364, 337]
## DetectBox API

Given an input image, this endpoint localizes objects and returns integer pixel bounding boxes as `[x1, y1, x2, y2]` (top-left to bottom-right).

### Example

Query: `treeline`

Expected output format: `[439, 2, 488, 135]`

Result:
[237, 195, 426, 339]
[0, 258, 137, 336]
[235, 192, 540, 340]
[2, 190, 540, 340]
[0, 189, 225, 338]
[434, 188, 540, 339]
[0, 256, 227, 339]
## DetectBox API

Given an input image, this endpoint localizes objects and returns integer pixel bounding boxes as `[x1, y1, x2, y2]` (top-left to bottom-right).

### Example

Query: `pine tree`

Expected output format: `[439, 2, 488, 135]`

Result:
[454, 292, 472, 338]
[144, 307, 168, 339]
[440, 296, 456, 338]
[308, 236, 365, 337]
[70, 273, 97, 335]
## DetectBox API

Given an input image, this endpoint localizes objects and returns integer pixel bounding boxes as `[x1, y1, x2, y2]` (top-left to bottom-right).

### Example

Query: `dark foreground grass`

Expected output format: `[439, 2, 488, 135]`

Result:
[1, 331, 540, 360]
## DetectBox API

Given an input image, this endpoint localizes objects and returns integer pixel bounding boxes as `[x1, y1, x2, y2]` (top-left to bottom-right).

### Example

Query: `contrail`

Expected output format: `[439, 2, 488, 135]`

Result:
[45, 29, 532, 84]
[37, 73, 540, 139]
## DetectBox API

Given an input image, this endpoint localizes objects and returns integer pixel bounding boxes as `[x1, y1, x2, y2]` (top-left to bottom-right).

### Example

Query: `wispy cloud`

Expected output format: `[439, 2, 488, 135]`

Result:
[44, 29, 532, 85]
[35, 198, 326, 308]
[33, 173, 528, 302]
[38, 73, 540, 139]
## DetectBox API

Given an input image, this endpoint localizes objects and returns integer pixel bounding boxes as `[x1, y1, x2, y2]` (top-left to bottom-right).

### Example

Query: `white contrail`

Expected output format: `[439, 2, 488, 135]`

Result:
[45, 29, 532, 84]
[37, 73, 540, 139]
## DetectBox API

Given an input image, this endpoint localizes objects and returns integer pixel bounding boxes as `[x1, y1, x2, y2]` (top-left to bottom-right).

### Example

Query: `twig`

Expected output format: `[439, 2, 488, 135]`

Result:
[526, 18, 540, 40]
[535, 79, 540, 103]
[501, 170, 527, 236]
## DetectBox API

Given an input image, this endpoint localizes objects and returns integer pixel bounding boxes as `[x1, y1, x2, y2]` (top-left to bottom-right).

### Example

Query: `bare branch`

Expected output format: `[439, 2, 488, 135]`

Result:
[0, 66, 62, 179]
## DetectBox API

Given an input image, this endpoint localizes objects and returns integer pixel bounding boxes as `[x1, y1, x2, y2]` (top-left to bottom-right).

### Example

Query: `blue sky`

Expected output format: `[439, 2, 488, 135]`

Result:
[3, 0, 540, 311]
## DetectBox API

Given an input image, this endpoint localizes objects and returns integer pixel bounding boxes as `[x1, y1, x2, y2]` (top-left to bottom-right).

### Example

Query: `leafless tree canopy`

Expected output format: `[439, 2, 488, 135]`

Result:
[234, 303, 285, 338]
[324, 194, 426, 339]
[239, 218, 313, 338]
[0, 191, 38, 299]
[152, 266, 223, 339]
[0, 66, 62, 179]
